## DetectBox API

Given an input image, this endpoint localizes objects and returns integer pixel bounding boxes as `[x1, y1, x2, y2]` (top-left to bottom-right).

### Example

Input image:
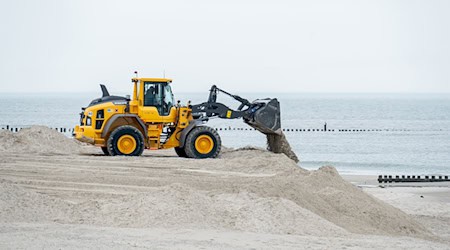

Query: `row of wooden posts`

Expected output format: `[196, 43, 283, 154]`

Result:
[1, 126, 74, 133]
[0, 125, 427, 133]
[378, 175, 449, 183]
[1, 126, 418, 133]
[215, 127, 413, 132]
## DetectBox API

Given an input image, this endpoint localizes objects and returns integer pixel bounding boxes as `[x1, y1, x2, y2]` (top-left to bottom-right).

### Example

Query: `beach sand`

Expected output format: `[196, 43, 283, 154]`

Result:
[0, 126, 449, 249]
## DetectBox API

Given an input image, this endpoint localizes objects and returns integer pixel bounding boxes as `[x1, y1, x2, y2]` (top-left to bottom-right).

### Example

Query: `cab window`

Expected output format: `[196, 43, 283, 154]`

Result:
[143, 82, 174, 116]
[143, 82, 161, 107]
[162, 84, 174, 115]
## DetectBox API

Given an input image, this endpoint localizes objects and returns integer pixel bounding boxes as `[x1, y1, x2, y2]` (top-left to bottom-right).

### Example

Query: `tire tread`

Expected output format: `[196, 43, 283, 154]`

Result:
[107, 125, 145, 156]
[184, 126, 221, 158]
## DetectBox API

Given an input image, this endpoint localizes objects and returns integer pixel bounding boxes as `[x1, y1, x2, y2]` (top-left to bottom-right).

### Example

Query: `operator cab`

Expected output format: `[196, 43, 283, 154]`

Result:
[132, 78, 175, 117]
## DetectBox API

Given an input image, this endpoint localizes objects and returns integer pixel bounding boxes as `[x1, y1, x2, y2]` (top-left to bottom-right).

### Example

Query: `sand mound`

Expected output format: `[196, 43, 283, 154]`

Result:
[217, 147, 305, 175]
[0, 180, 74, 223]
[218, 149, 428, 237]
[278, 166, 427, 236]
[0, 181, 345, 236]
[0, 140, 431, 239]
[0, 130, 15, 151]
[0, 126, 81, 155]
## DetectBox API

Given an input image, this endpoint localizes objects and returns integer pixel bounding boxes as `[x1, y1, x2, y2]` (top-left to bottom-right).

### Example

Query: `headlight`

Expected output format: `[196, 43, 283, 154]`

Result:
[86, 116, 92, 126]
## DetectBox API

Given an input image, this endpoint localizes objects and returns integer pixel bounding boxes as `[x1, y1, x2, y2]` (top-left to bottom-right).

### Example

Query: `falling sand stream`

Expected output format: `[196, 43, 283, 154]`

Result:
[266, 132, 299, 163]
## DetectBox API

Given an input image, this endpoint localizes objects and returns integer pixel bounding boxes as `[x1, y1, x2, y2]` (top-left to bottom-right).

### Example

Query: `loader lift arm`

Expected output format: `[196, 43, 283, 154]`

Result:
[191, 85, 282, 135]
[191, 85, 250, 119]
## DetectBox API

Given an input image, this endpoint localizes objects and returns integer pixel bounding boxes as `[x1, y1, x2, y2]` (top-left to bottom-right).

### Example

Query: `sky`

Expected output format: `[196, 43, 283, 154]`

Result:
[0, 0, 449, 94]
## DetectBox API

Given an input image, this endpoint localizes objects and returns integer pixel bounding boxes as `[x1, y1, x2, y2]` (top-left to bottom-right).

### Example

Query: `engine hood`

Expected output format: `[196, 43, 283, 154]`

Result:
[88, 95, 127, 107]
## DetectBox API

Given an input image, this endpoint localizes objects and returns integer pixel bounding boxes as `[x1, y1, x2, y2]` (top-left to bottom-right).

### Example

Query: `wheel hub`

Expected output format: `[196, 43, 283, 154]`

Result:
[117, 135, 137, 154]
[195, 135, 214, 154]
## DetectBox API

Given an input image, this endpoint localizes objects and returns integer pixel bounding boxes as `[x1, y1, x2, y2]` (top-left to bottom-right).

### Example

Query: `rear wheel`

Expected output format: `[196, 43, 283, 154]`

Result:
[107, 125, 144, 156]
[174, 147, 188, 158]
[184, 126, 221, 158]
[101, 147, 110, 156]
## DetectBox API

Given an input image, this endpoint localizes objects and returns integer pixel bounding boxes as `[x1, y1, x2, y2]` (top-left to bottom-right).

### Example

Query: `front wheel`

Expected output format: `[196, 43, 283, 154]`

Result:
[184, 126, 221, 159]
[107, 125, 145, 156]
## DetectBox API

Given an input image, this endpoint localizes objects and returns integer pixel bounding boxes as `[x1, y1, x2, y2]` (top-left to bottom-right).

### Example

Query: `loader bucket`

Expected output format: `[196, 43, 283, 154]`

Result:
[244, 98, 281, 135]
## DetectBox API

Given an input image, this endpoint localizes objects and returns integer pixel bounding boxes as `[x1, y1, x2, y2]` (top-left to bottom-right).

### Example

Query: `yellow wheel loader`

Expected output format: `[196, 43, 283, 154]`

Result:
[74, 75, 281, 158]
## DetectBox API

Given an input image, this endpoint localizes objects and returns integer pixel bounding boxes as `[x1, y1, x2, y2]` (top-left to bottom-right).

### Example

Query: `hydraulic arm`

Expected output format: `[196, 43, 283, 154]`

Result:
[191, 85, 282, 135]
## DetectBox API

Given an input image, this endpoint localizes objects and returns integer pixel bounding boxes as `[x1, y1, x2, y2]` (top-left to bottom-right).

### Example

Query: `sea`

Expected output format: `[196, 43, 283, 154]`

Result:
[1, 92, 449, 176]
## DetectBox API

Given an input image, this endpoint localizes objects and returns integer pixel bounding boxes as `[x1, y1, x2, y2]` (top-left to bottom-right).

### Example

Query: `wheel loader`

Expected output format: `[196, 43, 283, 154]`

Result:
[74, 75, 281, 158]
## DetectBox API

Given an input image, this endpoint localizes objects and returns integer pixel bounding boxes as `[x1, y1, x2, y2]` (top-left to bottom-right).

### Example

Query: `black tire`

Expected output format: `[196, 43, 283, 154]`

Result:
[101, 147, 110, 156]
[174, 147, 188, 158]
[107, 125, 145, 156]
[184, 126, 221, 159]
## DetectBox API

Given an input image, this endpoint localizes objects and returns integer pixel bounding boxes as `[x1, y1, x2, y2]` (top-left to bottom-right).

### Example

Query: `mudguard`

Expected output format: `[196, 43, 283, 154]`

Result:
[101, 114, 148, 138]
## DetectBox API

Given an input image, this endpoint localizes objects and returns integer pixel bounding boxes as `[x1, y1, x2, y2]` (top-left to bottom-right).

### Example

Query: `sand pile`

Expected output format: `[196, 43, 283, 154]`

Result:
[215, 149, 428, 237]
[0, 126, 81, 155]
[215, 146, 304, 175]
[68, 184, 349, 236]
[0, 180, 345, 236]
[0, 180, 74, 223]
[242, 165, 428, 236]
[0, 147, 430, 238]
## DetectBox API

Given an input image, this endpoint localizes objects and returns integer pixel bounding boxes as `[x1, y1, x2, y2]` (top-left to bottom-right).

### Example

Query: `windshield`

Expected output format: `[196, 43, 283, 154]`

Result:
[163, 83, 174, 112]
[143, 81, 174, 115]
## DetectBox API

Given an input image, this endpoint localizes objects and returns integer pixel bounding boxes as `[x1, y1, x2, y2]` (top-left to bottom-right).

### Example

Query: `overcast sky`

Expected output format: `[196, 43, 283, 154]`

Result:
[0, 0, 449, 94]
